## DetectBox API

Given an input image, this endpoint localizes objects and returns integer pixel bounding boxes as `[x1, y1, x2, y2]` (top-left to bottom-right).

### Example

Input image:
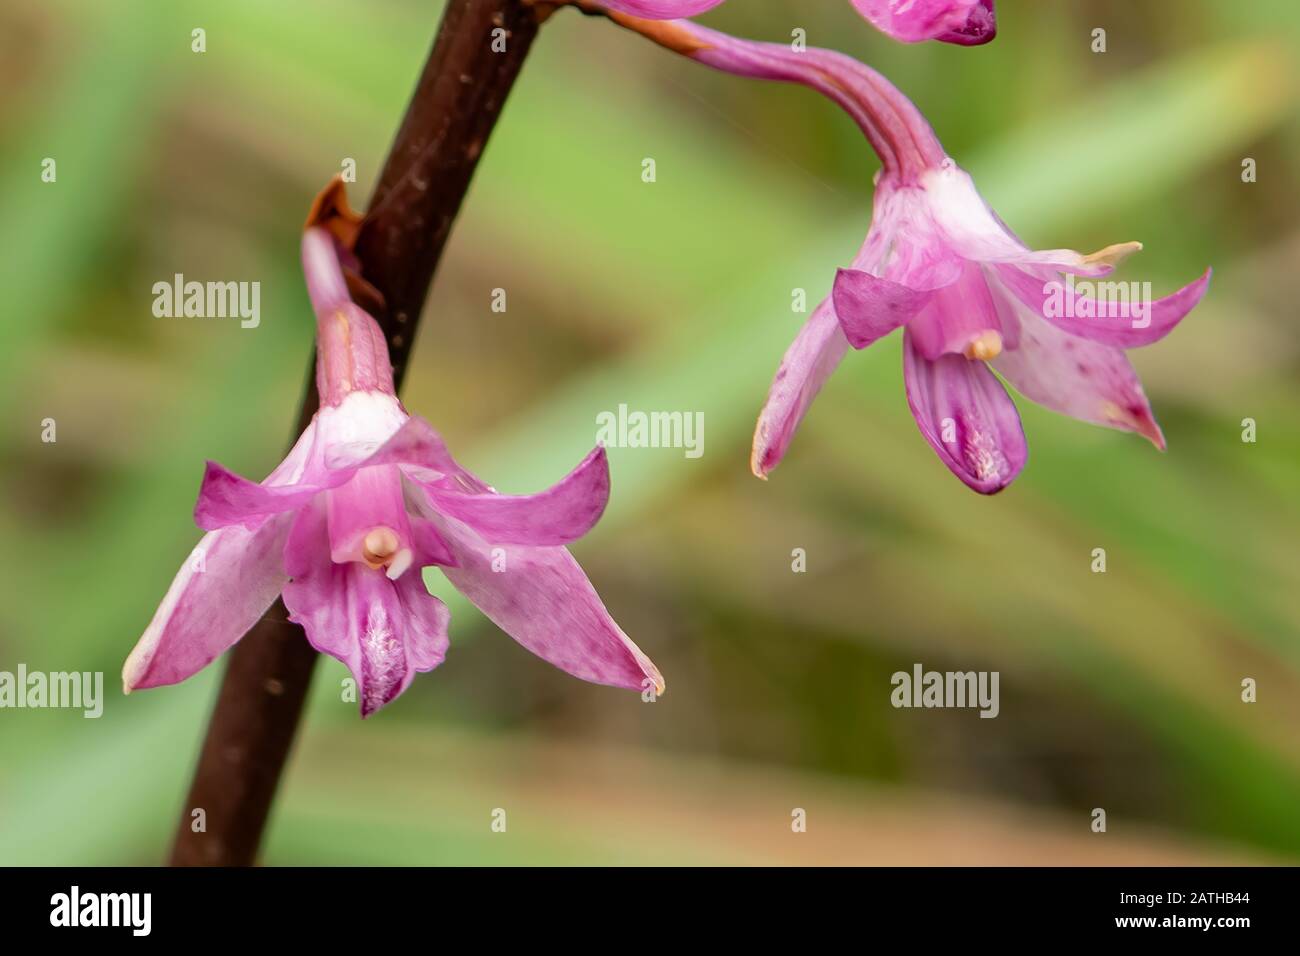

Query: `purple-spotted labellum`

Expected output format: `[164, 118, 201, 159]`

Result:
[632, 20, 1209, 493]
[601, 0, 996, 46]
[124, 189, 662, 716]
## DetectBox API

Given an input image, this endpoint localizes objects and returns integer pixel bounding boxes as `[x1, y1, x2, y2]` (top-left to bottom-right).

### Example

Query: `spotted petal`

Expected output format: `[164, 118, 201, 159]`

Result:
[993, 306, 1165, 449]
[902, 328, 1027, 493]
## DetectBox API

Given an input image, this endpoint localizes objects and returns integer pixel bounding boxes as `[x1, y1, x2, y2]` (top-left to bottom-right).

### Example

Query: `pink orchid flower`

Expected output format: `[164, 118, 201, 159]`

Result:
[640, 21, 1209, 492]
[124, 224, 662, 716]
[602, 0, 997, 46]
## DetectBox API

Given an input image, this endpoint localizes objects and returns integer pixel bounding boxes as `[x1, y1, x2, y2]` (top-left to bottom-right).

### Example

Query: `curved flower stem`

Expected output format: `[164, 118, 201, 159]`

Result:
[544, 0, 944, 179]
[169, 0, 544, 867]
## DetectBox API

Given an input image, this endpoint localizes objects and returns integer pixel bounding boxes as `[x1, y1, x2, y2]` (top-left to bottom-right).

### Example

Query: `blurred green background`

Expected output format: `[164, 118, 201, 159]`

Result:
[2, 0, 1298, 865]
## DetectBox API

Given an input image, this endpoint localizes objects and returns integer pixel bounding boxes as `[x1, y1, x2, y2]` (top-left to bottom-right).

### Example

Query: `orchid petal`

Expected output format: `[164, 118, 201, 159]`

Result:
[425, 512, 663, 696]
[195, 405, 461, 530]
[751, 298, 849, 478]
[995, 264, 1211, 348]
[194, 459, 332, 531]
[915, 163, 1119, 276]
[123, 514, 292, 692]
[851, 0, 996, 46]
[832, 268, 934, 349]
[419, 446, 610, 547]
[933, 0, 996, 45]
[992, 306, 1166, 449]
[902, 329, 1027, 494]
[409, 515, 458, 568]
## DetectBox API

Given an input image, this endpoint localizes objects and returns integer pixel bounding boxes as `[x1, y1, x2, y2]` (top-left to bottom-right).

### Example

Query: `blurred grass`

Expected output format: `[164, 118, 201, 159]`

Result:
[0, 0, 1297, 864]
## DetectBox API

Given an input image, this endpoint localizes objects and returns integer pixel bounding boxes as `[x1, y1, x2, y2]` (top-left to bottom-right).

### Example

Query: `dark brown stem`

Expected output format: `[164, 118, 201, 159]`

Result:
[168, 0, 543, 867]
